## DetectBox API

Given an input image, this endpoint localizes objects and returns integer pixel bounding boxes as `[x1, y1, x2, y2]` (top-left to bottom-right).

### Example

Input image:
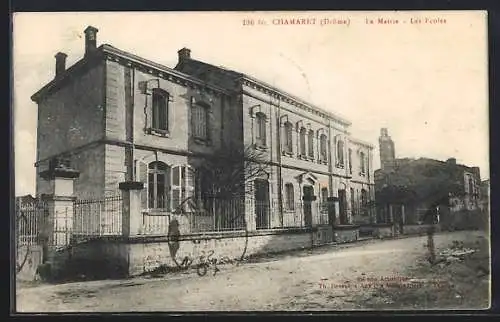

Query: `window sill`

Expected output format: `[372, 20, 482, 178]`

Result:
[318, 159, 328, 165]
[282, 151, 294, 157]
[146, 128, 170, 138]
[336, 164, 345, 169]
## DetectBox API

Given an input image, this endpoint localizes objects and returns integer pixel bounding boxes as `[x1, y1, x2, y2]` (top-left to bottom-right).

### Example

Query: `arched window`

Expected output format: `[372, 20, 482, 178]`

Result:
[320, 134, 327, 161]
[308, 130, 314, 157]
[360, 152, 366, 174]
[171, 165, 195, 212]
[192, 101, 210, 141]
[255, 112, 267, 147]
[283, 122, 293, 153]
[152, 89, 169, 132]
[337, 140, 345, 167]
[148, 161, 170, 209]
[299, 127, 307, 156]
[285, 183, 294, 210]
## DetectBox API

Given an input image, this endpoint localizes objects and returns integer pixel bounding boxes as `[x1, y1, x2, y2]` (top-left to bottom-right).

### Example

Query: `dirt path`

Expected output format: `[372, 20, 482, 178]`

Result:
[16, 230, 488, 312]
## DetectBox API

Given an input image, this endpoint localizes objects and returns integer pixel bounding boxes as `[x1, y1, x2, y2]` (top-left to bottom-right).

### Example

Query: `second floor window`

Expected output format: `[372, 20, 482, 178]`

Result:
[152, 89, 169, 132]
[299, 127, 307, 156]
[308, 130, 314, 158]
[320, 134, 327, 161]
[256, 112, 267, 147]
[283, 122, 293, 153]
[337, 140, 345, 167]
[360, 152, 366, 174]
[192, 101, 210, 141]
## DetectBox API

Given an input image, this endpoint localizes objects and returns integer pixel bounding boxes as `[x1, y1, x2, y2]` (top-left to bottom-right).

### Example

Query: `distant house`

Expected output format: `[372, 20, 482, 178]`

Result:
[374, 128, 482, 227]
[480, 179, 490, 213]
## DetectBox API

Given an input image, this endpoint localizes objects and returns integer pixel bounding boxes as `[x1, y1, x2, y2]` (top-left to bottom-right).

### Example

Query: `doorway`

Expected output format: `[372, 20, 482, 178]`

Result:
[254, 179, 270, 229]
[302, 185, 315, 227]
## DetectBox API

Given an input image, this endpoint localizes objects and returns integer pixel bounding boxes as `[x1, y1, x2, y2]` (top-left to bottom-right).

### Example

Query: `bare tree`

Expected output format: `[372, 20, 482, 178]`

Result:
[169, 144, 270, 264]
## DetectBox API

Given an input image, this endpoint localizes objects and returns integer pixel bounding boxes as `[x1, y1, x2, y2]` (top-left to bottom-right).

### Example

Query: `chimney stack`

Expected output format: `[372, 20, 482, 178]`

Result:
[84, 26, 99, 57]
[54, 52, 68, 78]
[447, 158, 457, 166]
[178, 48, 191, 64]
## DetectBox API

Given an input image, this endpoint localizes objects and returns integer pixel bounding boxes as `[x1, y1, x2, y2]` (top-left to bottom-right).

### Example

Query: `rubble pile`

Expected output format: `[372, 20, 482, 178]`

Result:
[434, 240, 477, 267]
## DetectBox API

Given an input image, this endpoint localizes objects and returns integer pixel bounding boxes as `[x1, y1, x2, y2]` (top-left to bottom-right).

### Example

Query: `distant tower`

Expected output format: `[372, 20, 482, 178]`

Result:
[379, 128, 395, 170]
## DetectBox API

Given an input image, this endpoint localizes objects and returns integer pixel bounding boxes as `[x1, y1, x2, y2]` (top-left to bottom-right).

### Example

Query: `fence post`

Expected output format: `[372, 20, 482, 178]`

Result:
[119, 181, 144, 237]
[39, 162, 79, 248]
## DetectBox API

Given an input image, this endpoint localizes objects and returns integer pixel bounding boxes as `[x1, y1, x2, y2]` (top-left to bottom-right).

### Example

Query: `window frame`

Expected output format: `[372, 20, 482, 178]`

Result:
[359, 151, 366, 175]
[255, 112, 267, 148]
[150, 88, 170, 135]
[319, 134, 328, 162]
[308, 130, 314, 158]
[147, 161, 171, 211]
[336, 140, 345, 168]
[283, 122, 294, 154]
[299, 127, 307, 156]
[191, 100, 211, 143]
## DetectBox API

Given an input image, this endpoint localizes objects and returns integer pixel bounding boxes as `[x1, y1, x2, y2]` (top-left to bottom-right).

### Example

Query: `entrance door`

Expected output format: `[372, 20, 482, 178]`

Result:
[303, 185, 314, 227]
[338, 189, 347, 224]
[254, 179, 270, 229]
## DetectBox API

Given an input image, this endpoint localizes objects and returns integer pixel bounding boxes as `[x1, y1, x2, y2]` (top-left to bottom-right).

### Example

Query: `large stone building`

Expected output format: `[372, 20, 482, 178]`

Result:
[375, 128, 482, 227]
[32, 26, 375, 235]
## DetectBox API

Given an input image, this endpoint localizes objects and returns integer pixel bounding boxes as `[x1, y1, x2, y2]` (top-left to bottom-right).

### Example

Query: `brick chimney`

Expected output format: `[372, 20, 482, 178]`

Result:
[84, 26, 99, 57]
[178, 48, 191, 64]
[54, 52, 67, 78]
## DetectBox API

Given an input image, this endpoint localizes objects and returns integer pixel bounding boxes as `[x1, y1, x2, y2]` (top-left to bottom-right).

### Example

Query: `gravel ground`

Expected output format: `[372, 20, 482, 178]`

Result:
[15, 230, 489, 312]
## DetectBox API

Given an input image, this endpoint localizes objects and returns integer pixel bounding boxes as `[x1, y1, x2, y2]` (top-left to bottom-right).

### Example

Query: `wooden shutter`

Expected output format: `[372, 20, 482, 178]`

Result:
[136, 160, 148, 210]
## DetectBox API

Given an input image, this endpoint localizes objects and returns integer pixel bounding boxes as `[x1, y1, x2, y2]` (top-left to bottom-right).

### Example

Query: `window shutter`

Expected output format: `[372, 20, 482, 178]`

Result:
[137, 160, 148, 210]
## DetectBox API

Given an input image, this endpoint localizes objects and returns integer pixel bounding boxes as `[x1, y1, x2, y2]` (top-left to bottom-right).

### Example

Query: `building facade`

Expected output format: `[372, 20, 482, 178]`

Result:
[375, 128, 482, 226]
[32, 26, 375, 235]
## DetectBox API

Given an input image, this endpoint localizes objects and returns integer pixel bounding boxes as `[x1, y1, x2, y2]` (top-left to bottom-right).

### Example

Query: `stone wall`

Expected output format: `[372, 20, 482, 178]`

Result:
[333, 225, 359, 243]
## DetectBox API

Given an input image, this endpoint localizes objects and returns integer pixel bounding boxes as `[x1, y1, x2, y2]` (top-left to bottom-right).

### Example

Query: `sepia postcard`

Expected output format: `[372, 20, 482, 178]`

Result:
[12, 11, 490, 312]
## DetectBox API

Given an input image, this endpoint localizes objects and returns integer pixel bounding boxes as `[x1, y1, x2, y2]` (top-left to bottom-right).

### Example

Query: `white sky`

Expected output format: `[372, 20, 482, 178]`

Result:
[13, 11, 489, 196]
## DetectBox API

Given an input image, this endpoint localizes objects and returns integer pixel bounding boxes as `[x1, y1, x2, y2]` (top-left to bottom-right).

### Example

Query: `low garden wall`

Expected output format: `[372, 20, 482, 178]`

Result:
[333, 225, 359, 243]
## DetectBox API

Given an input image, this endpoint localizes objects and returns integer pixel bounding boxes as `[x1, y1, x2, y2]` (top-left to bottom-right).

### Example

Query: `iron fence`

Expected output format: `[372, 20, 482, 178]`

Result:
[138, 198, 332, 235]
[73, 195, 123, 238]
[16, 199, 49, 246]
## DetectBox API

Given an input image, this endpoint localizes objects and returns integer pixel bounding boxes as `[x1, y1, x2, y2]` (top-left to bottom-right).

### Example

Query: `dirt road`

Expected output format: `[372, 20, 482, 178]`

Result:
[15, 230, 489, 312]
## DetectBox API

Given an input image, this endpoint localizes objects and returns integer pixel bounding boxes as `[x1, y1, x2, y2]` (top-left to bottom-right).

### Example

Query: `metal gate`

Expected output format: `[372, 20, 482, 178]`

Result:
[15, 198, 48, 274]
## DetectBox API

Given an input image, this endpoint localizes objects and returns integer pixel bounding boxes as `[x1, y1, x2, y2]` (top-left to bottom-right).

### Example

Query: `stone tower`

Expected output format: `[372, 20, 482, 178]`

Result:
[379, 128, 395, 170]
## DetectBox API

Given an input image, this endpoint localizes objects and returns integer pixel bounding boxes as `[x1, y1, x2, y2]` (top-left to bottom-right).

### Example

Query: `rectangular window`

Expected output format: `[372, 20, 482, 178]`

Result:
[192, 102, 209, 141]
[152, 89, 169, 132]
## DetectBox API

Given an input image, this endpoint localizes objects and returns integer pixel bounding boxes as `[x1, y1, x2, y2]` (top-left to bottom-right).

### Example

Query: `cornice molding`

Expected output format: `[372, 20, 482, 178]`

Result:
[240, 77, 352, 127]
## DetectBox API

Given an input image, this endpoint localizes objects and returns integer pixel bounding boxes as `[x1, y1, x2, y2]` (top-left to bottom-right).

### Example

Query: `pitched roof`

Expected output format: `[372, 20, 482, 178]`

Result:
[176, 57, 352, 126]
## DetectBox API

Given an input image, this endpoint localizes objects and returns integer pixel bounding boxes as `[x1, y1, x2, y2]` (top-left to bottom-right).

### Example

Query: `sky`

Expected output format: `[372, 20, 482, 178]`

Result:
[12, 11, 489, 196]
